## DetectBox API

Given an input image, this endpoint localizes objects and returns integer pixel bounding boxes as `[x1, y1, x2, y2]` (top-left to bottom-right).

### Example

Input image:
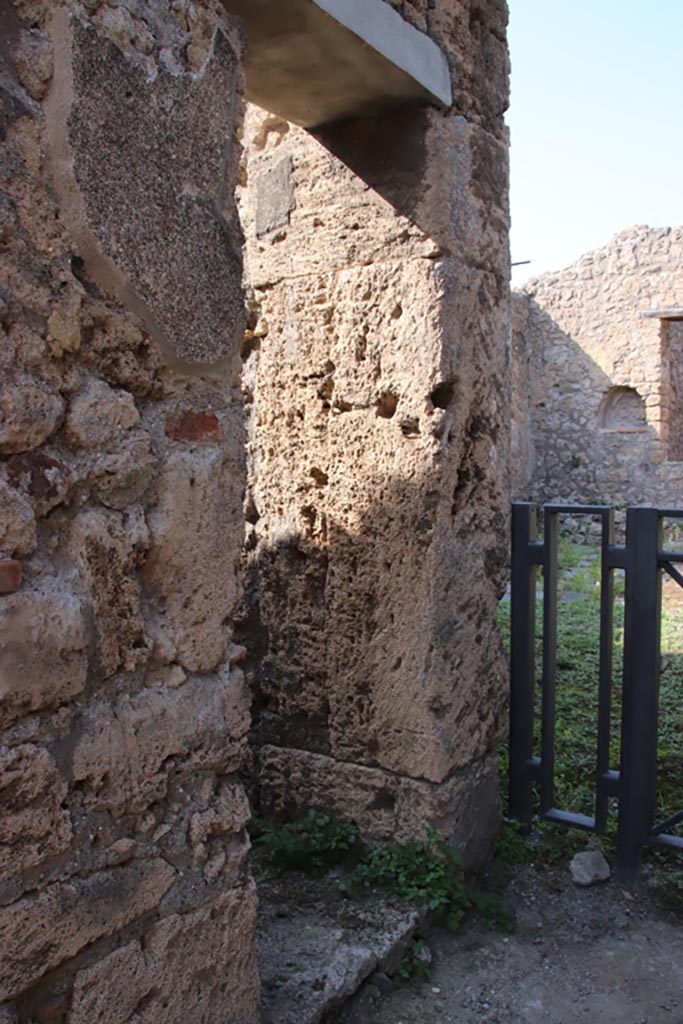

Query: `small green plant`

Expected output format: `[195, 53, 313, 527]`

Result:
[495, 819, 533, 865]
[251, 814, 513, 933]
[249, 810, 361, 873]
[342, 827, 471, 930]
[396, 938, 431, 983]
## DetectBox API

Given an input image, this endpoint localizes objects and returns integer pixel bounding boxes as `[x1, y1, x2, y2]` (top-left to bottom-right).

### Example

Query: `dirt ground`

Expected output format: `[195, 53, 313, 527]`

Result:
[361, 862, 683, 1024]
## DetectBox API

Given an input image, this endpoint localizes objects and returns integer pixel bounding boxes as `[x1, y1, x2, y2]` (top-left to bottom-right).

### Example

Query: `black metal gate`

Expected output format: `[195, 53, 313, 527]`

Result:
[508, 503, 683, 883]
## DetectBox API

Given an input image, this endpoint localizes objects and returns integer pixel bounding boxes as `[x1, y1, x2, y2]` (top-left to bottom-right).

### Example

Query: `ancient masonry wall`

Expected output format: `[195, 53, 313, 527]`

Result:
[512, 226, 683, 507]
[0, 2, 259, 1021]
[238, 0, 511, 863]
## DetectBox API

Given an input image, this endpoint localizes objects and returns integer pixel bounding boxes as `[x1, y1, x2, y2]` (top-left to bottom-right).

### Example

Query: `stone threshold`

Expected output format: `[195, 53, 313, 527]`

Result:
[257, 871, 428, 1024]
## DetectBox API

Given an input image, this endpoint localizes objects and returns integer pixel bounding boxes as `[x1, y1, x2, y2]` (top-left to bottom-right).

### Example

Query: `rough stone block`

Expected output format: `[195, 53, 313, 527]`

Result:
[143, 448, 243, 673]
[0, 583, 87, 729]
[189, 779, 251, 845]
[72, 667, 250, 815]
[89, 430, 158, 510]
[0, 481, 36, 557]
[71, 507, 149, 677]
[0, 744, 72, 888]
[48, 14, 246, 369]
[69, 884, 260, 1024]
[0, 377, 63, 455]
[66, 378, 139, 449]
[259, 746, 500, 866]
[0, 859, 175, 1003]
[255, 155, 296, 236]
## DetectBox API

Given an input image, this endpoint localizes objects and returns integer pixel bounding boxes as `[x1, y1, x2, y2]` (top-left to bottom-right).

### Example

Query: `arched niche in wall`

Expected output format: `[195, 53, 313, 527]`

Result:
[598, 386, 647, 431]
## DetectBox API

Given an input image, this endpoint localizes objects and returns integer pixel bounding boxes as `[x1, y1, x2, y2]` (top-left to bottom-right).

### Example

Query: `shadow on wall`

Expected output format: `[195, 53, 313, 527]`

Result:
[512, 297, 683, 507]
[314, 102, 508, 276]
[235, 466, 509, 852]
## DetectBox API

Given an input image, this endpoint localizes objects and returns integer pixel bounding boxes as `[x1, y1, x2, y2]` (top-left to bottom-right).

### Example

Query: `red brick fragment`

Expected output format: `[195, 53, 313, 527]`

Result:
[165, 410, 221, 443]
[0, 559, 22, 594]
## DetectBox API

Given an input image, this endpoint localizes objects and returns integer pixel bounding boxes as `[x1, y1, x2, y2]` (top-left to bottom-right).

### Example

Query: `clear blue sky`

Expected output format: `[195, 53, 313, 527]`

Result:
[508, 0, 683, 286]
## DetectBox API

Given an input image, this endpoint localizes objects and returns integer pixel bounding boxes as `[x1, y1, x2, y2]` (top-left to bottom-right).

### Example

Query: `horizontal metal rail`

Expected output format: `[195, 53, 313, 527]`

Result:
[509, 502, 683, 885]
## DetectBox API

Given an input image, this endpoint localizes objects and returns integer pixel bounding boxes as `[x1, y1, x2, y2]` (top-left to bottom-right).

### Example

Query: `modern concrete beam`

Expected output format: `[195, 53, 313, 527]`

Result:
[222, 0, 452, 128]
[641, 308, 683, 321]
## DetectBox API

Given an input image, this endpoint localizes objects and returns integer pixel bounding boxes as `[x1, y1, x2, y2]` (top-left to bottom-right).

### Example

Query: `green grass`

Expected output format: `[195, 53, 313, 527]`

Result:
[498, 537, 683, 903]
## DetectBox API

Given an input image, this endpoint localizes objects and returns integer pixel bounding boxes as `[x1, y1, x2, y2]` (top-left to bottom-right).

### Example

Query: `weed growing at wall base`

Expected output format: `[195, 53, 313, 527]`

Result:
[249, 816, 513, 932]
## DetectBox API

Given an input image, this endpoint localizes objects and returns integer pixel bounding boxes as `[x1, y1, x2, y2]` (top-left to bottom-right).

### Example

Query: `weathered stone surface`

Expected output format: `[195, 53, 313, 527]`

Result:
[78, 300, 160, 398]
[69, 884, 260, 1024]
[5, 450, 74, 516]
[189, 779, 251, 845]
[89, 429, 158, 509]
[569, 850, 611, 888]
[0, 744, 71, 886]
[71, 507, 149, 677]
[143, 446, 243, 673]
[72, 667, 250, 815]
[0, 481, 35, 556]
[239, 50, 509, 845]
[0, 583, 87, 728]
[0, 859, 175, 1002]
[255, 155, 296, 236]
[258, 872, 423, 1024]
[259, 746, 500, 865]
[48, 12, 246, 369]
[66, 378, 139, 449]
[68, 943, 149, 1024]
[1, 0, 257, 1017]
[512, 226, 683, 506]
[0, 377, 63, 454]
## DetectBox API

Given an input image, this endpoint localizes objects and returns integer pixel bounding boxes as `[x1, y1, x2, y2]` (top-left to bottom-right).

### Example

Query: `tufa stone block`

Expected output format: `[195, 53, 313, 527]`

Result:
[0, 744, 72, 888]
[69, 885, 260, 1024]
[0, 859, 175, 1003]
[143, 447, 244, 673]
[0, 583, 87, 729]
[71, 667, 250, 815]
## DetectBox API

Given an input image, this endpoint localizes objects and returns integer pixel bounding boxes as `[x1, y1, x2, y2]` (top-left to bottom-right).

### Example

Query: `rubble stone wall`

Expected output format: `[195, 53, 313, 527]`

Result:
[0, 2, 259, 1021]
[512, 226, 683, 506]
[238, 0, 511, 864]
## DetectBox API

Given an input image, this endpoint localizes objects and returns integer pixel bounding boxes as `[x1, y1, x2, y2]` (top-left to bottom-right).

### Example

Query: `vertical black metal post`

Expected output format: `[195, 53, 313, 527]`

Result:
[540, 509, 558, 815]
[509, 503, 540, 829]
[595, 508, 615, 832]
[617, 507, 662, 884]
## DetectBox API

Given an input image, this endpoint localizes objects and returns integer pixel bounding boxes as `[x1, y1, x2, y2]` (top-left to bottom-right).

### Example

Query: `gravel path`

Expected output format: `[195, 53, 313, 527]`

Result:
[360, 863, 683, 1024]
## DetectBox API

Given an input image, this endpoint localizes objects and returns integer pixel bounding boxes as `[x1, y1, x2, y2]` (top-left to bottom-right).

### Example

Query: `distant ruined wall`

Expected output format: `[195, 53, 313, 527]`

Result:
[0, 2, 259, 1021]
[238, 0, 511, 863]
[512, 226, 683, 507]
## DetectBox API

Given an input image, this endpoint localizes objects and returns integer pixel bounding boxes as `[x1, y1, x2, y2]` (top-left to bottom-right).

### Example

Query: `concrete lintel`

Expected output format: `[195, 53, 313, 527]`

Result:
[641, 308, 683, 321]
[222, 0, 452, 128]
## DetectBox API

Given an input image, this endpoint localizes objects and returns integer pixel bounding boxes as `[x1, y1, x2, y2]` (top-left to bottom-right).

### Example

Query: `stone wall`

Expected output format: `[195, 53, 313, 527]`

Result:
[238, 0, 511, 864]
[0, 2, 259, 1021]
[512, 226, 683, 507]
